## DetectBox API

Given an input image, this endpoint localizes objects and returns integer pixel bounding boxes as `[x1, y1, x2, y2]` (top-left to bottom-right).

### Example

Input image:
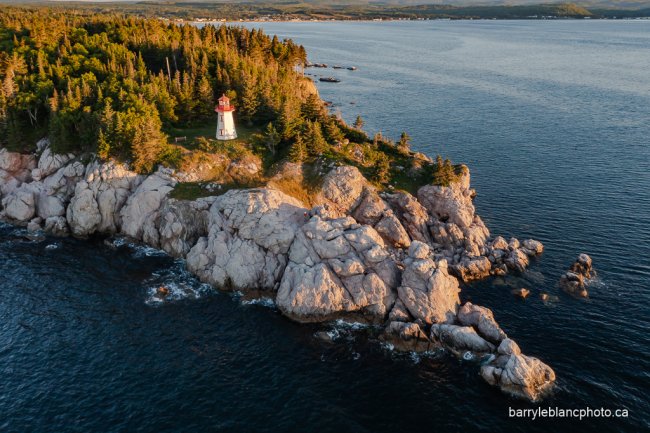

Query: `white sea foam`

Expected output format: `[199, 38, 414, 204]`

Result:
[333, 319, 371, 330]
[380, 342, 395, 351]
[144, 259, 214, 305]
[241, 297, 276, 308]
[45, 243, 60, 250]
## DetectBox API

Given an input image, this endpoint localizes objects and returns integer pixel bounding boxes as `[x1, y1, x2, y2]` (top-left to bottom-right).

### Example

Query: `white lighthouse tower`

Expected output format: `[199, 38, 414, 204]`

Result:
[215, 94, 237, 140]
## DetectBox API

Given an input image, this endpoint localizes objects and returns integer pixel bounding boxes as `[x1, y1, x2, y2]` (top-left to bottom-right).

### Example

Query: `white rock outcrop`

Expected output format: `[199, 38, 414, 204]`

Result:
[396, 241, 460, 325]
[187, 189, 307, 291]
[277, 212, 399, 322]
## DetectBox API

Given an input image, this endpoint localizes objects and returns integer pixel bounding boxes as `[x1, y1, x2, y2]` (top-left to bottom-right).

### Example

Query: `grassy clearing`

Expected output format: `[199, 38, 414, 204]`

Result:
[164, 122, 260, 151]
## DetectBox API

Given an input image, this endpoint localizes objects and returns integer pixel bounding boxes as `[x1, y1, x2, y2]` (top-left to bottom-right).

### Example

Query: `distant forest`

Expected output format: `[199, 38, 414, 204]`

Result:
[2, 1, 649, 21]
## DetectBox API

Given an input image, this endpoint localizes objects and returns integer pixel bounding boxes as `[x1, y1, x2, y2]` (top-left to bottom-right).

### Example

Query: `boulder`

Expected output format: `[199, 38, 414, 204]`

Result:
[490, 236, 509, 251]
[505, 248, 529, 272]
[408, 240, 430, 259]
[316, 166, 366, 216]
[451, 256, 491, 282]
[374, 212, 411, 248]
[457, 302, 507, 344]
[383, 191, 432, 244]
[417, 168, 474, 229]
[480, 353, 555, 402]
[36, 147, 74, 178]
[387, 321, 428, 341]
[66, 183, 101, 237]
[559, 253, 594, 298]
[397, 246, 460, 325]
[431, 324, 496, 353]
[521, 239, 544, 255]
[44, 216, 69, 237]
[2, 189, 35, 221]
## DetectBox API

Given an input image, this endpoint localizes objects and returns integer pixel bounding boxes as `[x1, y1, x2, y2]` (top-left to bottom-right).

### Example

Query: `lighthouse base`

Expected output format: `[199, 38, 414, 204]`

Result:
[216, 131, 237, 140]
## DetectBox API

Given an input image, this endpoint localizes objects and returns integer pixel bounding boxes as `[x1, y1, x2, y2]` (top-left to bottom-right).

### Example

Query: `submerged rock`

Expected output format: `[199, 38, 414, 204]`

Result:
[511, 288, 530, 299]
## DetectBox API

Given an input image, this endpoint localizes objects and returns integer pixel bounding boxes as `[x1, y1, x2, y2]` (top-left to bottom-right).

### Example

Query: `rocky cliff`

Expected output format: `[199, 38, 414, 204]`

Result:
[0, 141, 554, 401]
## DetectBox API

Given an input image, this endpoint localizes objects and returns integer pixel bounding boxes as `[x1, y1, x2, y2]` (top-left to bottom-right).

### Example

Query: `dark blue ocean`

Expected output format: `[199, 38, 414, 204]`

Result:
[1, 20, 649, 432]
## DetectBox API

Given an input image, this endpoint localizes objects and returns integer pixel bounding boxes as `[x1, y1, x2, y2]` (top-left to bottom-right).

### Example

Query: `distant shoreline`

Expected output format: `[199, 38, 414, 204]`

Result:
[190, 17, 650, 25]
[6, 2, 650, 22]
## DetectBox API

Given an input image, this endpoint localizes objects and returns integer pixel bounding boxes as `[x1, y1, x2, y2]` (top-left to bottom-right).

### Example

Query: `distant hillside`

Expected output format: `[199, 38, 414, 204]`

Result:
[1, 0, 649, 19]
[1, 0, 648, 9]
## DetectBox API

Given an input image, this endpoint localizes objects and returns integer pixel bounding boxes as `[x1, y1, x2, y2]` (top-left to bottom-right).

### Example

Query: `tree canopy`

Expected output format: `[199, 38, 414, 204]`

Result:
[0, 9, 308, 172]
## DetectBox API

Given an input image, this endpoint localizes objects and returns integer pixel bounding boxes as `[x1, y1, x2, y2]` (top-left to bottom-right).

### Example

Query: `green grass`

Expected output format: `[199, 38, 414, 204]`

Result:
[169, 179, 265, 201]
[164, 121, 260, 150]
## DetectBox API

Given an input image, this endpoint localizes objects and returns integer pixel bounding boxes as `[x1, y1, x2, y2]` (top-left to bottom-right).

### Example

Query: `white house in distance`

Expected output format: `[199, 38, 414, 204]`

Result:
[215, 94, 237, 140]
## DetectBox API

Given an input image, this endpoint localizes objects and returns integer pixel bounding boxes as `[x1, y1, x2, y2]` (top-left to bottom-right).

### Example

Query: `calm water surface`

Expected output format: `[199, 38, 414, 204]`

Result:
[2, 20, 649, 432]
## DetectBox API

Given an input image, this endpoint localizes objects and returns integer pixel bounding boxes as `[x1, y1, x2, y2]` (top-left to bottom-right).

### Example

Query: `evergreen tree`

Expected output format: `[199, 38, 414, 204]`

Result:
[353, 115, 364, 130]
[288, 133, 306, 163]
[398, 131, 411, 155]
[262, 122, 281, 155]
[304, 120, 327, 156]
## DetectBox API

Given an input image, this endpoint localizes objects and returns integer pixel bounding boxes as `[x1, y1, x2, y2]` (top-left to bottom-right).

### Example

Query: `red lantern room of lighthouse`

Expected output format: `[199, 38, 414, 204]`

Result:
[215, 94, 237, 140]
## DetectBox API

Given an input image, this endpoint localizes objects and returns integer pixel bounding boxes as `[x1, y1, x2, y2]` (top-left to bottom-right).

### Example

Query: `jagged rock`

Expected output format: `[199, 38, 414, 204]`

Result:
[27, 217, 42, 232]
[408, 240, 430, 259]
[120, 168, 176, 240]
[36, 147, 74, 178]
[316, 166, 366, 216]
[505, 248, 529, 272]
[187, 188, 307, 292]
[387, 321, 427, 341]
[397, 245, 460, 325]
[44, 216, 68, 236]
[277, 215, 398, 322]
[65, 162, 139, 236]
[452, 256, 491, 282]
[67, 183, 101, 237]
[388, 298, 412, 322]
[431, 324, 496, 353]
[480, 353, 555, 401]
[417, 168, 475, 229]
[457, 302, 507, 344]
[383, 191, 432, 244]
[508, 238, 520, 250]
[0, 148, 35, 180]
[157, 198, 215, 257]
[2, 189, 35, 221]
[417, 169, 490, 260]
[559, 253, 594, 298]
[374, 212, 411, 248]
[521, 239, 544, 255]
[352, 189, 388, 226]
[490, 236, 509, 251]
[497, 338, 521, 356]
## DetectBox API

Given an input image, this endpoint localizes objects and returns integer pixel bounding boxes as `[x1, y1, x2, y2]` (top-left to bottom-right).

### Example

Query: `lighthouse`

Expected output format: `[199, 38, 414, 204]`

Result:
[215, 94, 237, 140]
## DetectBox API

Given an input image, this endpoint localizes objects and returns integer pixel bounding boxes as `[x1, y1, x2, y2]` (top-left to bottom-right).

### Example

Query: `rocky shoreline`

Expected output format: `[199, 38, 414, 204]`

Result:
[0, 141, 555, 401]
